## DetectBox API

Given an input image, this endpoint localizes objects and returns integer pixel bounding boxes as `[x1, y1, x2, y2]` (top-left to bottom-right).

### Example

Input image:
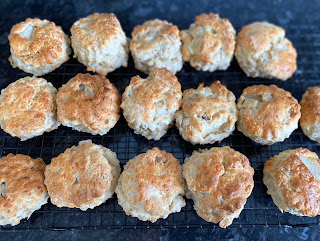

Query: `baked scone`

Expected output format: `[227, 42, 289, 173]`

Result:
[235, 22, 297, 81]
[183, 146, 254, 228]
[44, 140, 120, 211]
[130, 19, 183, 74]
[8, 18, 71, 76]
[121, 68, 182, 140]
[237, 85, 301, 145]
[263, 148, 320, 216]
[115, 147, 185, 222]
[180, 13, 236, 72]
[70, 13, 129, 75]
[0, 154, 48, 226]
[0, 76, 60, 141]
[300, 87, 320, 143]
[175, 81, 237, 145]
[56, 73, 121, 135]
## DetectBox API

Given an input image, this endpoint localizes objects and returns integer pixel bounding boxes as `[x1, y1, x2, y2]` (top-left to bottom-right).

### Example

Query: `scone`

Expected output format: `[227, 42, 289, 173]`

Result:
[8, 18, 71, 76]
[115, 147, 185, 222]
[180, 13, 236, 72]
[0, 154, 48, 226]
[300, 87, 320, 143]
[263, 148, 320, 216]
[237, 85, 301, 145]
[130, 19, 183, 74]
[56, 73, 121, 135]
[175, 81, 237, 145]
[70, 13, 129, 75]
[44, 140, 120, 211]
[121, 68, 182, 140]
[0, 76, 60, 141]
[235, 22, 297, 81]
[183, 146, 254, 228]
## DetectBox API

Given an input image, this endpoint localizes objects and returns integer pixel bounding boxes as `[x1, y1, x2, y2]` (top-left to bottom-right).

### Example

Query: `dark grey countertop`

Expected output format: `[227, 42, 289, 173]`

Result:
[1, 0, 320, 240]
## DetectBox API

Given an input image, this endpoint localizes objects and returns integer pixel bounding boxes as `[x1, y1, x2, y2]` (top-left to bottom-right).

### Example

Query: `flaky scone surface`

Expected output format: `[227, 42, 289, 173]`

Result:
[235, 22, 297, 81]
[71, 13, 129, 75]
[121, 68, 182, 140]
[9, 18, 71, 76]
[180, 13, 236, 72]
[0, 154, 48, 226]
[44, 140, 120, 211]
[263, 148, 320, 216]
[0, 76, 60, 141]
[130, 19, 183, 74]
[175, 81, 237, 144]
[115, 147, 186, 222]
[183, 146, 254, 228]
[300, 87, 320, 143]
[56, 73, 121, 135]
[237, 85, 301, 145]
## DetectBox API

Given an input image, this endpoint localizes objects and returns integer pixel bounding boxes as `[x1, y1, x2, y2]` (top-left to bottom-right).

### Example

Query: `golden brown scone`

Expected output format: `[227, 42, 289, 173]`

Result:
[0, 154, 48, 226]
[180, 13, 236, 72]
[0, 76, 60, 141]
[56, 73, 121, 135]
[130, 19, 183, 74]
[121, 68, 182, 140]
[8, 18, 71, 76]
[44, 140, 120, 211]
[175, 81, 237, 145]
[263, 148, 320, 216]
[115, 147, 186, 222]
[300, 87, 320, 143]
[235, 22, 297, 81]
[71, 13, 129, 75]
[183, 146, 254, 228]
[237, 85, 301, 145]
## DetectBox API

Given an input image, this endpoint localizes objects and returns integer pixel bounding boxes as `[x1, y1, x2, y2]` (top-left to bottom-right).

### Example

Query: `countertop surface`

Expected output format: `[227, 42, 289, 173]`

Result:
[1, 0, 320, 240]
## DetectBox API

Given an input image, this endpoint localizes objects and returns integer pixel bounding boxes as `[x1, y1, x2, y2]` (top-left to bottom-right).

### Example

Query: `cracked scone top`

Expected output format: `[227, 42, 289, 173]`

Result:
[235, 22, 297, 81]
[71, 13, 129, 75]
[130, 19, 183, 74]
[180, 13, 236, 72]
[44, 140, 120, 211]
[9, 18, 71, 76]
[56, 73, 121, 135]
[263, 148, 320, 216]
[121, 68, 182, 140]
[300, 87, 320, 143]
[175, 81, 237, 145]
[0, 154, 48, 226]
[0, 76, 60, 141]
[183, 146, 254, 228]
[237, 85, 301, 145]
[115, 147, 186, 222]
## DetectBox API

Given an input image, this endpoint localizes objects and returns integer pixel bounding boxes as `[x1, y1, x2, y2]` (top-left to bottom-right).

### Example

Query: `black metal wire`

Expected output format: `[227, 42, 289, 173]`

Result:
[0, 25, 320, 230]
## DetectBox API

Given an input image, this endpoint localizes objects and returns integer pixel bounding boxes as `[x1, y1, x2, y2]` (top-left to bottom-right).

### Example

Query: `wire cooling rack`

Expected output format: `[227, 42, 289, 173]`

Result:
[0, 25, 320, 231]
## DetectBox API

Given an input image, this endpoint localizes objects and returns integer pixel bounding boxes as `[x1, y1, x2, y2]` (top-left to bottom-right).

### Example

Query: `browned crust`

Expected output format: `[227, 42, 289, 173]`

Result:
[119, 147, 185, 220]
[0, 154, 47, 221]
[183, 146, 254, 228]
[235, 22, 297, 80]
[44, 141, 114, 208]
[130, 19, 180, 50]
[237, 85, 301, 141]
[0, 77, 57, 138]
[264, 148, 320, 216]
[56, 73, 121, 133]
[180, 13, 235, 63]
[300, 86, 320, 126]
[9, 18, 67, 67]
[71, 13, 123, 47]
[181, 81, 235, 138]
